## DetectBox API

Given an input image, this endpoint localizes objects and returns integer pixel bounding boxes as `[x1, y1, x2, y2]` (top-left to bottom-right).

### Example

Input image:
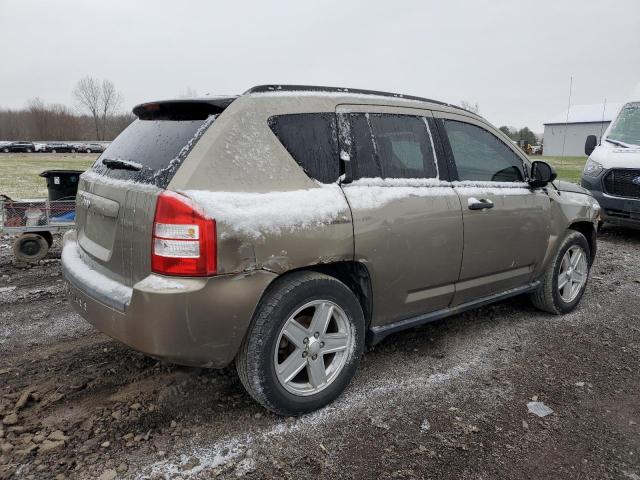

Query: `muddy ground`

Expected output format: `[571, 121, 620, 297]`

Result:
[0, 228, 639, 480]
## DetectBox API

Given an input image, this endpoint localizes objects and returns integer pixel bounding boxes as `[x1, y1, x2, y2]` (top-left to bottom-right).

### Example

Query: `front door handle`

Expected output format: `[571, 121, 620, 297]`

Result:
[468, 197, 494, 210]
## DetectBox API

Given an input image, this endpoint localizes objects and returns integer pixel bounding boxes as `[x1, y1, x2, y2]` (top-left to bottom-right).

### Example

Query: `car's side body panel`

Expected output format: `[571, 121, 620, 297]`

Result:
[62, 88, 600, 370]
[333, 104, 464, 326]
[432, 110, 553, 304]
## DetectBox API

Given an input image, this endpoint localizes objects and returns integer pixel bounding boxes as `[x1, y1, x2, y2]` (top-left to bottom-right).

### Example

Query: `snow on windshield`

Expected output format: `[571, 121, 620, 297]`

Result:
[607, 102, 640, 147]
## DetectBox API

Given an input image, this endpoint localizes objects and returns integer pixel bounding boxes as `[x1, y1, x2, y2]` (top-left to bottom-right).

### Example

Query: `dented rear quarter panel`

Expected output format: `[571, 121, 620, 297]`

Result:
[167, 95, 355, 276]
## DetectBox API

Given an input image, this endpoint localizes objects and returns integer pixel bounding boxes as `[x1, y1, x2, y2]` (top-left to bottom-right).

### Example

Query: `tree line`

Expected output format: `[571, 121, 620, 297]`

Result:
[0, 77, 134, 141]
[460, 101, 540, 146]
[499, 126, 539, 145]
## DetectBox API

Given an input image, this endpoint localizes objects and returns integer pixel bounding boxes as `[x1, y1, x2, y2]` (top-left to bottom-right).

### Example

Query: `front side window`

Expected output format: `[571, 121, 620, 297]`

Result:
[268, 113, 340, 184]
[444, 120, 525, 182]
[347, 113, 437, 180]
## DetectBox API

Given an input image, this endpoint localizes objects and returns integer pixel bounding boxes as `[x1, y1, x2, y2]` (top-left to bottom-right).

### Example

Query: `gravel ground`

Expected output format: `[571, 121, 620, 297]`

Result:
[0, 227, 639, 480]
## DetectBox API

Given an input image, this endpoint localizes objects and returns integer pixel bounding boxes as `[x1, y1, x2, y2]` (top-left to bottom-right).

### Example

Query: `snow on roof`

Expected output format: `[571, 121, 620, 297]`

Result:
[544, 102, 624, 125]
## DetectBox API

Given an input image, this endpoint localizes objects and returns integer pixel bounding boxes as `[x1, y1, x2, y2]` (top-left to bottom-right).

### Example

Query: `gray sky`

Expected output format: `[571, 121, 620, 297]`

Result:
[1, 0, 638, 132]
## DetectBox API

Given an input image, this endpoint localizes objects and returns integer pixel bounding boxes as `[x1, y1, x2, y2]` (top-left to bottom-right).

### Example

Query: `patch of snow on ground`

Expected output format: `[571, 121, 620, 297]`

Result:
[138, 439, 247, 479]
[141, 338, 493, 478]
[185, 184, 349, 238]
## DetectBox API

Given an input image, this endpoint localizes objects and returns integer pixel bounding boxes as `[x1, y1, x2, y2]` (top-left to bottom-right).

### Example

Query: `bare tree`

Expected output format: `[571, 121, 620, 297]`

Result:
[99, 79, 123, 140]
[73, 77, 123, 140]
[73, 77, 102, 139]
[460, 100, 481, 115]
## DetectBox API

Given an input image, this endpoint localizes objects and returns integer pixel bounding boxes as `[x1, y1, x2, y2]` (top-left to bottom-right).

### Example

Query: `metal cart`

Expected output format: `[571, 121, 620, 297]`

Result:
[1, 169, 83, 263]
[1, 197, 76, 262]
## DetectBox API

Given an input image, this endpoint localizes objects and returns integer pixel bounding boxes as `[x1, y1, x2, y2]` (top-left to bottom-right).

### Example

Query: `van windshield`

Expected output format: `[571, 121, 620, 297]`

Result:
[607, 102, 640, 147]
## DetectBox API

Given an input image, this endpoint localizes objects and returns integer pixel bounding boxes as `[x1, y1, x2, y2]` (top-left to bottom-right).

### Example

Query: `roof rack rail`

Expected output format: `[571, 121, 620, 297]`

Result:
[244, 85, 468, 112]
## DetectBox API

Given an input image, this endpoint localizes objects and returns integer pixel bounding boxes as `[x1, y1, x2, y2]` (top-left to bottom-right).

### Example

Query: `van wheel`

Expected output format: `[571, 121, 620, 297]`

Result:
[531, 231, 591, 314]
[236, 272, 365, 415]
[13, 234, 49, 263]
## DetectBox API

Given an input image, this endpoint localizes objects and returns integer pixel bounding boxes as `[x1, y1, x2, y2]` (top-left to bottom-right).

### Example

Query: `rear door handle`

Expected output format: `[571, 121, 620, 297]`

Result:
[468, 197, 494, 210]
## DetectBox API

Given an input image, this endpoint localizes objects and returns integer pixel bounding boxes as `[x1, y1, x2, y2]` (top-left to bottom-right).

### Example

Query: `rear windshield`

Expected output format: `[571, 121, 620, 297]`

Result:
[91, 117, 214, 188]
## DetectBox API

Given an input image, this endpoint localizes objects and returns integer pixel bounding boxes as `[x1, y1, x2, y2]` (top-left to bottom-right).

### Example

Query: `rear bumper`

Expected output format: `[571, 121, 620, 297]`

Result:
[61, 230, 276, 368]
[581, 175, 640, 227]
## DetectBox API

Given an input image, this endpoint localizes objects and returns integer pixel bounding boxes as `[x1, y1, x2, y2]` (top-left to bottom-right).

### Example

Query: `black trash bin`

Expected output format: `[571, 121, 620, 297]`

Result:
[39, 170, 84, 201]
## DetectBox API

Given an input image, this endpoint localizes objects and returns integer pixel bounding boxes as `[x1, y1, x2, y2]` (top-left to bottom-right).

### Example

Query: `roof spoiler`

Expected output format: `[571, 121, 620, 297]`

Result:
[133, 98, 237, 120]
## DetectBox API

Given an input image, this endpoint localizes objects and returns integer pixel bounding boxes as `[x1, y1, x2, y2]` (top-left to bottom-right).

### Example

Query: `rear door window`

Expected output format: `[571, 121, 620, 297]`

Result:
[443, 120, 525, 182]
[347, 113, 438, 180]
[268, 113, 341, 184]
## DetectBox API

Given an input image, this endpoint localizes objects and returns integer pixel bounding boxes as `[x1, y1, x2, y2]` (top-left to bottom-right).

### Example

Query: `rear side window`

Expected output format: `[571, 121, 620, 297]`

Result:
[348, 113, 437, 180]
[92, 118, 213, 188]
[268, 113, 340, 184]
[443, 120, 524, 182]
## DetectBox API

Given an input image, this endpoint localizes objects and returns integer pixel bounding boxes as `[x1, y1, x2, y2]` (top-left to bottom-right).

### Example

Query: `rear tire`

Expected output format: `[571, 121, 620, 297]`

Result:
[531, 231, 591, 314]
[236, 272, 365, 415]
[13, 234, 49, 263]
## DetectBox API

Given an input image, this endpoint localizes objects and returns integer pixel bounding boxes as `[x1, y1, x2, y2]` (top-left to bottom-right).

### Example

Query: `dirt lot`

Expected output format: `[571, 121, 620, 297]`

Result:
[0, 227, 639, 480]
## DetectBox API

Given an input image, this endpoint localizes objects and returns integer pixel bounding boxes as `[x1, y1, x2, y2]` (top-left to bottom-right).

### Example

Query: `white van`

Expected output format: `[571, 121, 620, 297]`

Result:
[582, 101, 640, 227]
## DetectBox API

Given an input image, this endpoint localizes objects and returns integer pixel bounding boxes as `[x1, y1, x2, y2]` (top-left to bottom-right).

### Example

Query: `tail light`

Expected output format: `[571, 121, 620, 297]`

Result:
[152, 191, 216, 276]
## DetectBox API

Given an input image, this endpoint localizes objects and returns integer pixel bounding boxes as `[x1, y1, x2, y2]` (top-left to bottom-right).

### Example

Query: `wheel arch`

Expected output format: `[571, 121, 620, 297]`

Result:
[568, 221, 597, 265]
[262, 261, 373, 329]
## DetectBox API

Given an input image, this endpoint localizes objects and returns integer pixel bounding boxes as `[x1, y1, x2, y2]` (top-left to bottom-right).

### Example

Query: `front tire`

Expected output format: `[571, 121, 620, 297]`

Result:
[531, 231, 591, 314]
[236, 272, 365, 415]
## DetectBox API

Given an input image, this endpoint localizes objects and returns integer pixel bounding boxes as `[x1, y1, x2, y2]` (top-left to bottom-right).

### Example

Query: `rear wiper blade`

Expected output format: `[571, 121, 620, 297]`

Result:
[605, 138, 630, 148]
[102, 158, 142, 171]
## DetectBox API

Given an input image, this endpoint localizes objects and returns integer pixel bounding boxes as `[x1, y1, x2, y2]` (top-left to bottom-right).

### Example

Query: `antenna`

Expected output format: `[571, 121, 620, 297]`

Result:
[598, 98, 607, 145]
[560, 76, 573, 165]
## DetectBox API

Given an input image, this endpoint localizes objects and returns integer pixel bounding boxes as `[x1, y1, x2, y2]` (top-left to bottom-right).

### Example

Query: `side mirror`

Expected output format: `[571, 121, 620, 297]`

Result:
[529, 161, 557, 188]
[585, 135, 598, 156]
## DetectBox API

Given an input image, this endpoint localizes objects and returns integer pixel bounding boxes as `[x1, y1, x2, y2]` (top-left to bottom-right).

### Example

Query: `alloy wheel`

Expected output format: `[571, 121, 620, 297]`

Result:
[274, 300, 353, 396]
[558, 245, 588, 303]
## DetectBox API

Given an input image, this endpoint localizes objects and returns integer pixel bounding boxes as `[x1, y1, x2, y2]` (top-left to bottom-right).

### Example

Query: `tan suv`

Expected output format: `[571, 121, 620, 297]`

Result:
[62, 85, 600, 415]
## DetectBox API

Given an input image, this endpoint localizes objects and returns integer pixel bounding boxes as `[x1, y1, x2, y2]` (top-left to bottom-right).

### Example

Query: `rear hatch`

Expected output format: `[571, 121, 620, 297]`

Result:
[75, 98, 235, 287]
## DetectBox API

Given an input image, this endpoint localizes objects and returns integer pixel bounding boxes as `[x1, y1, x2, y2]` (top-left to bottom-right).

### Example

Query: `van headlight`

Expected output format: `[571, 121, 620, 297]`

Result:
[583, 158, 604, 177]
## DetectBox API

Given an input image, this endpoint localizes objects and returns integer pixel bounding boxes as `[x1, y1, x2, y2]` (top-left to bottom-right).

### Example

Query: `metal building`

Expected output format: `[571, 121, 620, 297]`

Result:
[543, 103, 623, 157]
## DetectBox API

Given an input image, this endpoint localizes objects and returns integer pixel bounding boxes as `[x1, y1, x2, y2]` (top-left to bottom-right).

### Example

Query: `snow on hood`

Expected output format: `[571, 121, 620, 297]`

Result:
[589, 142, 640, 169]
